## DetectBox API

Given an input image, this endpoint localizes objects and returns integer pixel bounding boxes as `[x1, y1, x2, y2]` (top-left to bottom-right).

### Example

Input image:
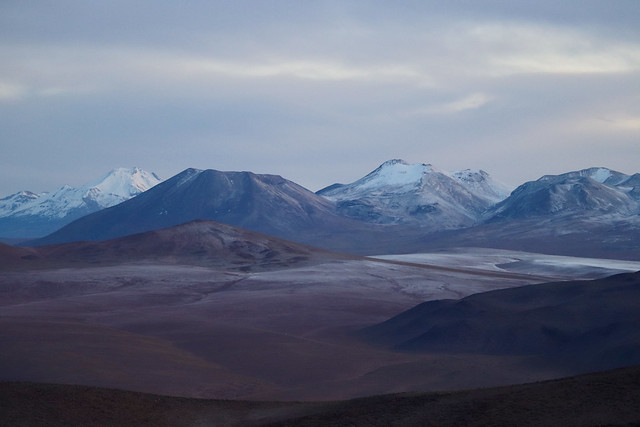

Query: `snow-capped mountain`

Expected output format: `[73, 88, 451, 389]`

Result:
[317, 159, 511, 229]
[28, 168, 373, 248]
[485, 167, 640, 221]
[12, 162, 640, 259]
[408, 167, 640, 260]
[451, 169, 511, 204]
[0, 168, 162, 238]
[0, 191, 40, 215]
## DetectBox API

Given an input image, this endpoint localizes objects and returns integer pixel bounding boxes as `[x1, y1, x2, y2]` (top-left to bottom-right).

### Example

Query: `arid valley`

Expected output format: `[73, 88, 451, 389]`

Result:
[2, 218, 640, 425]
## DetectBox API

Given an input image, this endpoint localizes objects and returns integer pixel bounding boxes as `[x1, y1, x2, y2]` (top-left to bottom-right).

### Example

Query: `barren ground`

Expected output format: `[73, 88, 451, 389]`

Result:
[2, 365, 640, 426]
[1, 248, 638, 400]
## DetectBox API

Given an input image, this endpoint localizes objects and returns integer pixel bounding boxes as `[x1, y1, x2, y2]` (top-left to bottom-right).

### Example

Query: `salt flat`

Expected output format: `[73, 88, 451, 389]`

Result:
[373, 248, 640, 279]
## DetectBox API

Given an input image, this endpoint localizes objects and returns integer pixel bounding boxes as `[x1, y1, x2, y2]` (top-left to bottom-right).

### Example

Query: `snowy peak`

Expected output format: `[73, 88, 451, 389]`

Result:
[0, 167, 163, 238]
[540, 167, 630, 186]
[0, 190, 41, 214]
[22, 167, 162, 218]
[320, 159, 437, 196]
[317, 159, 510, 228]
[81, 167, 163, 207]
[486, 167, 639, 221]
[365, 159, 437, 189]
[319, 160, 509, 201]
[451, 169, 512, 204]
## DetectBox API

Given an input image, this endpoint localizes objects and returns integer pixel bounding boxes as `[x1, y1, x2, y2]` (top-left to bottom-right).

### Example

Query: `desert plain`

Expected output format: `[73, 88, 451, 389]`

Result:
[2, 238, 639, 402]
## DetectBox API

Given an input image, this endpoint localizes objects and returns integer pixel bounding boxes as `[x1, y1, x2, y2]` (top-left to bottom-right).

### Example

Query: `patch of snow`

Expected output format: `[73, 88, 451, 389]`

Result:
[451, 169, 512, 203]
[176, 168, 203, 187]
[356, 160, 435, 191]
[589, 168, 613, 183]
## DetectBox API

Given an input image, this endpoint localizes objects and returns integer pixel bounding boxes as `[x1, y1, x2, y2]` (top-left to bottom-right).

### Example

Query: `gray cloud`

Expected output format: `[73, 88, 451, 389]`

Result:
[0, 1, 639, 195]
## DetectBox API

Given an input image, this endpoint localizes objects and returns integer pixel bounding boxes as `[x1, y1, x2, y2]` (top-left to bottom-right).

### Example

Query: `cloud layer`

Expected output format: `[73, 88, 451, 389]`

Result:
[1, 1, 639, 195]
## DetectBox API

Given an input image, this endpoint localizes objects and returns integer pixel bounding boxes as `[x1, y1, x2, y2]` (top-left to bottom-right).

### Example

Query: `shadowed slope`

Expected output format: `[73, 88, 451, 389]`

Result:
[28, 168, 374, 250]
[2, 365, 640, 426]
[0, 317, 274, 399]
[361, 271, 640, 373]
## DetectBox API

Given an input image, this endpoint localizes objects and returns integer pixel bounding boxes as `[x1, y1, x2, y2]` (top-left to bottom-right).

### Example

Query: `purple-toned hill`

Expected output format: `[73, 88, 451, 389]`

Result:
[3, 219, 356, 271]
[361, 271, 640, 373]
[29, 168, 372, 249]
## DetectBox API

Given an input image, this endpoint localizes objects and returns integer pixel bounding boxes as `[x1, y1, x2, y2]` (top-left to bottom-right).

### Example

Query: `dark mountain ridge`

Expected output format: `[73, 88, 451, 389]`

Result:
[27, 168, 374, 249]
[360, 271, 640, 373]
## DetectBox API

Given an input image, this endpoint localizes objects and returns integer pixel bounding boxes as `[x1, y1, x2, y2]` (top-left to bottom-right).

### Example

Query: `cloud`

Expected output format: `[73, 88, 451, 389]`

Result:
[0, 82, 26, 101]
[0, 43, 437, 103]
[0, 1, 638, 196]
[467, 23, 640, 76]
[174, 57, 431, 84]
[409, 93, 493, 116]
[575, 116, 640, 133]
[2, 16, 639, 105]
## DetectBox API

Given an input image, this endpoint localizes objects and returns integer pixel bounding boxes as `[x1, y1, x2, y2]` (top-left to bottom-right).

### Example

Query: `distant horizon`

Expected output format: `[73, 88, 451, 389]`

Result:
[2, 158, 639, 197]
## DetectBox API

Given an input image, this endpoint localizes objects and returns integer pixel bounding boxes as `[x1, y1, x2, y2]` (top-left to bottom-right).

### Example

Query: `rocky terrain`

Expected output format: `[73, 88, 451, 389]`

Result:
[2, 365, 640, 426]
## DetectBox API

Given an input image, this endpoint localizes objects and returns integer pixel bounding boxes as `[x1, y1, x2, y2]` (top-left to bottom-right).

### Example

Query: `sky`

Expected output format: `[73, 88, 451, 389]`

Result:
[1, 1, 639, 196]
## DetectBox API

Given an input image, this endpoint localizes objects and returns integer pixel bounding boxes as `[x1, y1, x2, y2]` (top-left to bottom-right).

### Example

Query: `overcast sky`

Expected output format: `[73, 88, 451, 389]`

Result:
[1, 1, 639, 195]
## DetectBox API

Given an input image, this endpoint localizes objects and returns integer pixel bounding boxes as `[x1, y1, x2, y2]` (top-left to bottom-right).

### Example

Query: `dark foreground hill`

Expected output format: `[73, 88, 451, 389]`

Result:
[2, 365, 640, 426]
[361, 271, 640, 373]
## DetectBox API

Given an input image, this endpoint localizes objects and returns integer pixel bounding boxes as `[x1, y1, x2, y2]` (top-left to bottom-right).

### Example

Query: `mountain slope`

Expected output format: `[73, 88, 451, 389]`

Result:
[0, 168, 162, 238]
[4, 366, 640, 426]
[16, 163, 640, 258]
[485, 167, 639, 221]
[28, 168, 371, 248]
[397, 166, 640, 260]
[451, 168, 510, 203]
[361, 271, 640, 373]
[317, 159, 510, 229]
[2, 220, 353, 271]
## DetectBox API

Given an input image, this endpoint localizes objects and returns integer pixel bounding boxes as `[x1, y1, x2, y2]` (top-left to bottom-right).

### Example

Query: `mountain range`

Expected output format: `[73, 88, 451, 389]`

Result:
[0, 167, 162, 239]
[415, 167, 640, 259]
[26, 168, 377, 249]
[2, 160, 638, 424]
[4, 160, 640, 258]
